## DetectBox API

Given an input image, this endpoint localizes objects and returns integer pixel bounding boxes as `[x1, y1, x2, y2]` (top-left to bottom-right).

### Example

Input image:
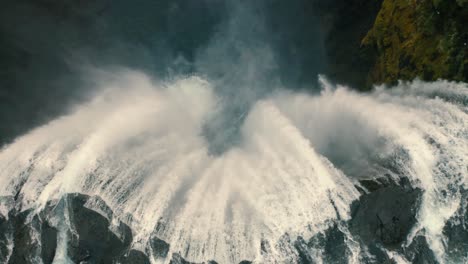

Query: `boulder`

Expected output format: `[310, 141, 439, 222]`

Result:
[308, 224, 351, 264]
[64, 193, 132, 263]
[404, 235, 437, 264]
[147, 235, 170, 259]
[350, 185, 422, 248]
[442, 188, 468, 263]
[115, 249, 151, 264]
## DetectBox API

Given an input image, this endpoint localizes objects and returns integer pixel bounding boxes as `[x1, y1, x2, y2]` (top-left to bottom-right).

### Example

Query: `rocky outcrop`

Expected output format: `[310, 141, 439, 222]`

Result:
[315, 0, 467, 89]
[442, 188, 468, 263]
[0, 180, 462, 263]
[64, 193, 133, 263]
[0, 197, 14, 263]
[287, 177, 424, 263]
[304, 223, 351, 264]
[116, 249, 151, 264]
[0, 193, 134, 263]
[147, 235, 170, 259]
[353, 177, 434, 264]
[362, 0, 468, 86]
[404, 235, 437, 264]
[0, 193, 239, 264]
[0, 195, 56, 264]
[350, 185, 421, 248]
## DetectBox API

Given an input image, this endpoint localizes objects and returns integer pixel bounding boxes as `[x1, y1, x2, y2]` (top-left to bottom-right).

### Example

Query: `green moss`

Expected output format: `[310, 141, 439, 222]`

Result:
[362, 0, 467, 85]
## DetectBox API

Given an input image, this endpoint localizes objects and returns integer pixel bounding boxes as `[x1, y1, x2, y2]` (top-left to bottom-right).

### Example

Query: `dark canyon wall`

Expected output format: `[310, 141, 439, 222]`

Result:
[319, 0, 467, 89]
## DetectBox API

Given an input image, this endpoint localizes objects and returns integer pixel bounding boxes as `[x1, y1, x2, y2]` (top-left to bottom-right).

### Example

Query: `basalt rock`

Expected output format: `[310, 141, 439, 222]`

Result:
[307, 224, 351, 263]
[40, 221, 58, 264]
[147, 235, 170, 259]
[443, 188, 468, 263]
[0, 193, 135, 263]
[170, 253, 196, 264]
[0, 208, 13, 262]
[403, 235, 437, 264]
[6, 209, 55, 264]
[63, 193, 132, 263]
[168, 253, 219, 264]
[116, 249, 151, 264]
[350, 184, 422, 248]
[0, 183, 460, 264]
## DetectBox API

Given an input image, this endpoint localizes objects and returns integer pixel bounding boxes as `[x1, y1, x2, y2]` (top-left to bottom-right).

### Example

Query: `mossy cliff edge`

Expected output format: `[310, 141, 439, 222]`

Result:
[363, 0, 467, 86]
[318, 0, 467, 89]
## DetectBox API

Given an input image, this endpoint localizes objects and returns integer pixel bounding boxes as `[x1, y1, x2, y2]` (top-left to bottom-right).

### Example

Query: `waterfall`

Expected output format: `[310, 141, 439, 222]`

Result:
[0, 71, 466, 263]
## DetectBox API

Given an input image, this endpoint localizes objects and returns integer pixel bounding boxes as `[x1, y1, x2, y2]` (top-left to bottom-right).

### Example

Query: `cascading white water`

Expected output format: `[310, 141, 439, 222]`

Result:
[0, 70, 466, 263]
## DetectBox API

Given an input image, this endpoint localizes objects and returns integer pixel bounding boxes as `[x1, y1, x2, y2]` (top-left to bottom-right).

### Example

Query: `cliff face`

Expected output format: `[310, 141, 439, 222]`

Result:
[317, 0, 467, 89]
[362, 0, 468, 86]
[313, 0, 384, 89]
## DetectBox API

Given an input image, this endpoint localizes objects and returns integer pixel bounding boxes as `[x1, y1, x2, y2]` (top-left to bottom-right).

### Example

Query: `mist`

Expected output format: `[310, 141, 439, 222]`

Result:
[0, 0, 328, 146]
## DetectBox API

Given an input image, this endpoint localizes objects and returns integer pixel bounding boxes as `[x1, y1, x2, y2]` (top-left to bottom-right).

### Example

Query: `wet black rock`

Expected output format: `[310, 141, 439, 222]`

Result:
[7, 209, 55, 264]
[294, 236, 314, 264]
[0, 212, 13, 262]
[0, 195, 58, 264]
[0, 193, 136, 263]
[170, 253, 195, 264]
[1, 185, 464, 264]
[350, 185, 422, 248]
[358, 175, 413, 194]
[40, 221, 58, 264]
[307, 224, 351, 263]
[347, 178, 426, 263]
[443, 188, 468, 263]
[403, 235, 437, 264]
[64, 193, 132, 263]
[147, 235, 170, 259]
[282, 224, 353, 264]
[116, 249, 151, 264]
[362, 243, 394, 264]
[169, 253, 219, 264]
